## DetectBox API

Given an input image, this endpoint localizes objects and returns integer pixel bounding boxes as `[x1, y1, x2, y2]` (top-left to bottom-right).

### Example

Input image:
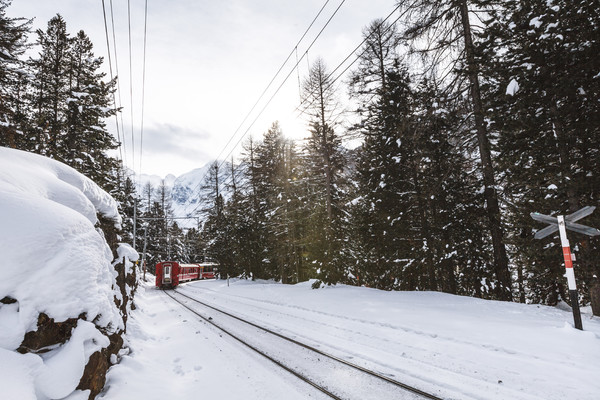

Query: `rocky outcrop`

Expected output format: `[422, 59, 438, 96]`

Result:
[77, 332, 124, 397]
[17, 313, 82, 355]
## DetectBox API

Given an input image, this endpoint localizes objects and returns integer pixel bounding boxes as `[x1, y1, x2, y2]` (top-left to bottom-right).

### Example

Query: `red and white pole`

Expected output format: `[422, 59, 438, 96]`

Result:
[557, 215, 583, 330]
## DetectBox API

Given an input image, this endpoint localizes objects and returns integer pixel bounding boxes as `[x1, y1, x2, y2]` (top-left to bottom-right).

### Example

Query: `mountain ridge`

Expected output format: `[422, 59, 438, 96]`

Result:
[135, 160, 233, 228]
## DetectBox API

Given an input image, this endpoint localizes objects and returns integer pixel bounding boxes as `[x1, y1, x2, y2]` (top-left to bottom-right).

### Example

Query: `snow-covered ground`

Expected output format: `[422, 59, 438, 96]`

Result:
[102, 277, 600, 400]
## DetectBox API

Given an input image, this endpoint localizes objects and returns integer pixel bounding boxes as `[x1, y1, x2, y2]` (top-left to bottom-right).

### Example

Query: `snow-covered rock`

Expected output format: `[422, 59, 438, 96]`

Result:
[0, 147, 138, 400]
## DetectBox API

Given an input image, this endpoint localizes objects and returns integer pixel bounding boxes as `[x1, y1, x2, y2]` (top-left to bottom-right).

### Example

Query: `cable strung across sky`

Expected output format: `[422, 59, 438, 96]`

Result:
[7, 0, 400, 177]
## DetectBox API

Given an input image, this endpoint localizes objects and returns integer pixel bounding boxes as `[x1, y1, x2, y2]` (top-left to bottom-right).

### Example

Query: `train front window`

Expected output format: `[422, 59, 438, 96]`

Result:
[164, 266, 171, 278]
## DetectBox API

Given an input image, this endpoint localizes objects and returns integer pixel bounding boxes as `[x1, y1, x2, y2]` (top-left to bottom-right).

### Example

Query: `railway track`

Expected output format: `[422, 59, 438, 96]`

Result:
[164, 289, 444, 400]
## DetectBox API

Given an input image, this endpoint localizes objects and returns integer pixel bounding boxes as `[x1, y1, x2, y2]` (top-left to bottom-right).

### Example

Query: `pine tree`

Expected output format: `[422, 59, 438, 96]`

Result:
[401, 0, 513, 300]
[143, 201, 167, 272]
[65, 29, 119, 191]
[480, 0, 600, 304]
[29, 15, 70, 157]
[0, 0, 30, 149]
[350, 63, 416, 290]
[237, 137, 270, 280]
[347, 19, 416, 290]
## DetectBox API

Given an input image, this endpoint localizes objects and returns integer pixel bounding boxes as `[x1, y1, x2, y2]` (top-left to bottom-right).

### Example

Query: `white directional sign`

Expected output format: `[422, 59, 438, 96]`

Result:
[531, 206, 600, 239]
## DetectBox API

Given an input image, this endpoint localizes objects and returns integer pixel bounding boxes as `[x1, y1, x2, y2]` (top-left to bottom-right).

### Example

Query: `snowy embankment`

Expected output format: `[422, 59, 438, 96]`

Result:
[105, 278, 600, 400]
[0, 147, 138, 400]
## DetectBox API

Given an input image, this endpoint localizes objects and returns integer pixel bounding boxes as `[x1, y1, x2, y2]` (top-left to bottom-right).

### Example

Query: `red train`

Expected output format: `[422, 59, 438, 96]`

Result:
[155, 261, 218, 289]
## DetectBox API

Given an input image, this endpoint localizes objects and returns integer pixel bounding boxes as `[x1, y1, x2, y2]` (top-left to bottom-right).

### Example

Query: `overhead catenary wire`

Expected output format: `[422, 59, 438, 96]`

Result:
[211, 0, 332, 167]
[100, 0, 125, 166]
[139, 0, 149, 180]
[109, 0, 129, 172]
[158, 2, 404, 225]
[213, 1, 409, 196]
[295, 3, 405, 116]
[179, 0, 345, 217]
[127, 0, 135, 175]
[213, 4, 406, 202]
[185, 2, 406, 218]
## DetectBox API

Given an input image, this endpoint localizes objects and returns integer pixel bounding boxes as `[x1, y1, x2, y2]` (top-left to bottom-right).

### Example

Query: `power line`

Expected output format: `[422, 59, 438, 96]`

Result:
[109, 0, 128, 172]
[179, 0, 345, 217]
[100, 0, 124, 165]
[214, 4, 406, 201]
[296, 3, 405, 116]
[185, 0, 356, 218]
[139, 0, 149, 180]
[211, 0, 332, 167]
[127, 0, 135, 174]
[212, 0, 347, 171]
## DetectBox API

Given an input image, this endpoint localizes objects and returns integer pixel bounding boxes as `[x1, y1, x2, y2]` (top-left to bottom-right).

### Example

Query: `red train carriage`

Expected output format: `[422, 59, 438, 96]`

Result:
[155, 261, 218, 289]
[155, 261, 199, 288]
[199, 262, 218, 279]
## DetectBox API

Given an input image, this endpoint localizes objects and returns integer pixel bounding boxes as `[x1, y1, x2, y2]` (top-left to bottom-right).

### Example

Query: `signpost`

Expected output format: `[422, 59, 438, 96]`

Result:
[531, 206, 600, 330]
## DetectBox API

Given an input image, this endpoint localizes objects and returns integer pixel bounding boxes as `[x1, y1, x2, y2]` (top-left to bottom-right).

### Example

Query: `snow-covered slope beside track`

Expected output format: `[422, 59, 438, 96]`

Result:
[106, 277, 600, 400]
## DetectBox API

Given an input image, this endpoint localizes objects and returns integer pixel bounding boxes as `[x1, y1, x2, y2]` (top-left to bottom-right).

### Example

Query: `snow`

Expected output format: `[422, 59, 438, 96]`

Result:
[102, 278, 600, 400]
[529, 17, 543, 29]
[100, 281, 323, 400]
[3, 146, 599, 399]
[135, 160, 235, 228]
[0, 147, 135, 400]
[506, 79, 520, 96]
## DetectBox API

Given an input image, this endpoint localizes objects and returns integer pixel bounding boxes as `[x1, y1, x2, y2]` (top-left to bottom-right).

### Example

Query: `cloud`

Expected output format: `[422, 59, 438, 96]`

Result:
[132, 123, 215, 175]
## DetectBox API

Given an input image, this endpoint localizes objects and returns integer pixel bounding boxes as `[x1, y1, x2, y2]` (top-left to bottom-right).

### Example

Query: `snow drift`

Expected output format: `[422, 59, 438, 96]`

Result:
[0, 147, 137, 400]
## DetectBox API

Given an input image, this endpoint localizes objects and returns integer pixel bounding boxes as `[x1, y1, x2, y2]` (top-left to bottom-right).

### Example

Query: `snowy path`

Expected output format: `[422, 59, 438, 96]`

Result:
[101, 278, 600, 400]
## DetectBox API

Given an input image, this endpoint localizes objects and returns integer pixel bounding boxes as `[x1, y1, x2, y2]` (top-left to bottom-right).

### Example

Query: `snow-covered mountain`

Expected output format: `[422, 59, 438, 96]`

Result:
[136, 160, 233, 228]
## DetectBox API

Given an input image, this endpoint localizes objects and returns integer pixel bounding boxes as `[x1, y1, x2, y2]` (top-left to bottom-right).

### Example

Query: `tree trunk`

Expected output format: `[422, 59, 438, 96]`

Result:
[458, 0, 512, 301]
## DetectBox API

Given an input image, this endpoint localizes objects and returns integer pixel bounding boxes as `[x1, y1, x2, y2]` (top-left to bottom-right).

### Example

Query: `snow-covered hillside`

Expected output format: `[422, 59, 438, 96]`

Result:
[104, 278, 600, 400]
[0, 147, 138, 400]
[136, 160, 233, 227]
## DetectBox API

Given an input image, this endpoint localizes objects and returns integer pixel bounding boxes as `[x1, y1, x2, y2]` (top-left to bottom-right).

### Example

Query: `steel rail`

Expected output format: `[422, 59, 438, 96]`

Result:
[162, 290, 343, 400]
[171, 288, 443, 400]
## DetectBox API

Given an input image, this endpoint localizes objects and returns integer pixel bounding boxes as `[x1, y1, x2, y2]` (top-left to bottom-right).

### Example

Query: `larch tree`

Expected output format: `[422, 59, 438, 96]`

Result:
[300, 57, 347, 285]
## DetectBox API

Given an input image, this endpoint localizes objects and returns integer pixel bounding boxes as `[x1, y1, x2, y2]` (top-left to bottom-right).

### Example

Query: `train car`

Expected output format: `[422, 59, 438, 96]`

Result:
[155, 261, 201, 289]
[199, 262, 218, 279]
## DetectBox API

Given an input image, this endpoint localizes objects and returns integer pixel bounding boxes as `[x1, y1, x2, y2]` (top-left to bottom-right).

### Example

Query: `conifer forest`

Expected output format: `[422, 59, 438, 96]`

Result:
[1, 0, 599, 307]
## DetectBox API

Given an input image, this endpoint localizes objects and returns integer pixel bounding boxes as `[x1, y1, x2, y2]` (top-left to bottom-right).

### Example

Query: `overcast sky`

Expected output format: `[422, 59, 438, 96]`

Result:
[8, 0, 398, 177]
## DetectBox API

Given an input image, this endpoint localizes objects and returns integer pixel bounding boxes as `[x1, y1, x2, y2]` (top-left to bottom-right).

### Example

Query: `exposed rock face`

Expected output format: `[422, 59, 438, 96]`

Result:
[17, 313, 82, 355]
[77, 332, 124, 397]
